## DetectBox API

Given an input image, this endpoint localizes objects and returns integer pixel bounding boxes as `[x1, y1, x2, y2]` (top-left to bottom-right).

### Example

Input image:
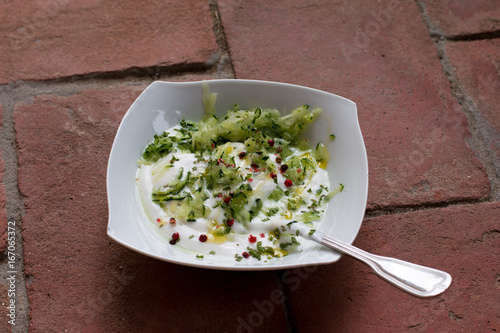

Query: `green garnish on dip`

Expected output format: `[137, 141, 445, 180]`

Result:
[136, 84, 343, 261]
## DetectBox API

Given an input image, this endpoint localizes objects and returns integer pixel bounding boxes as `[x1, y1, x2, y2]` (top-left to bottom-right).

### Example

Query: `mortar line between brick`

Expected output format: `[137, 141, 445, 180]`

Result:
[0, 91, 30, 332]
[364, 196, 490, 219]
[209, 0, 236, 78]
[444, 29, 500, 42]
[8, 62, 214, 86]
[415, 0, 500, 200]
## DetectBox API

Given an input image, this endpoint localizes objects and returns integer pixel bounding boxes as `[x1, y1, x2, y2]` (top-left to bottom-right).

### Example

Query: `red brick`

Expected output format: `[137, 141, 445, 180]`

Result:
[15, 85, 287, 332]
[0, 105, 7, 253]
[219, 0, 490, 208]
[421, 0, 500, 36]
[446, 39, 500, 164]
[287, 202, 500, 332]
[0, 0, 218, 83]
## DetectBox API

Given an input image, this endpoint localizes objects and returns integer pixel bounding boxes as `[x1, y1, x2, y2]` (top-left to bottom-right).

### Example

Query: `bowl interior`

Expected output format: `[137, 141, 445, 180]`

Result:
[107, 79, 368, 270]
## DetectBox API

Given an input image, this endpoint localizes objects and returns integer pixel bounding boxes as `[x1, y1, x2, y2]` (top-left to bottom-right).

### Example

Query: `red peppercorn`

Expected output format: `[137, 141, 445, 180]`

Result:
[297, 168, 302, 173]
[169, 217, 176, 224]
[269, 172, 277, 179]
[248, 178, 253, 183]
[260, 233, 265, 238]
[224, 196, 231, 204]
[156, 218, 161, 223]
[172, 232, 180, 240]
[226, 218, 234, 226]
[169, 239, 176, 245]
[284, 179, 293, 187]
[199, 234, 208, 242]
[239, 151, 246, 159]
[248, 234, 257, 243]
[268, 139, 275, 147]
[280, 164, 288, 173]
[251, 163, 259, 170]
[242, 252, 250, 258]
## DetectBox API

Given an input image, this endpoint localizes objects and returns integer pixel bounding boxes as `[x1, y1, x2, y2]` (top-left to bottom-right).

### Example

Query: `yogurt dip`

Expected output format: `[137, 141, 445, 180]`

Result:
[136, 102, 342, 261]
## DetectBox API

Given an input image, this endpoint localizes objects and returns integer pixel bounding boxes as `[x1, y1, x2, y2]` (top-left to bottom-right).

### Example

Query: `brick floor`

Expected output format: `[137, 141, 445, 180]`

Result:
[287, 202, 500, 332]
[446, 39, 500, 165]
[219, 0, 490, 209]
[1, 0, 499, 332]
[0, 0, 218, 83]
[421, 0, 500, 37]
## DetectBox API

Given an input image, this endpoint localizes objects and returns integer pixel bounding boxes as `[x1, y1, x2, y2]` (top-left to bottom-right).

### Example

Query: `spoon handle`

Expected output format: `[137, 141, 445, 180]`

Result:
[319, 234, 452, 297]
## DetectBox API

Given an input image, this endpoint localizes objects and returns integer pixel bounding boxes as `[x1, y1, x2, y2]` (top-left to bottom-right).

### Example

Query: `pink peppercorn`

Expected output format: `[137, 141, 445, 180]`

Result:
[284, 179, 293, 187]
[242, 252, 250, 259]
[248, 235, 257, 243]
[268, 139, 275, 147]
[269, 172, 277, 179]
[226, 219, 234, 226]
[199, 234, 208, 242]
[169, 232, 180, 245]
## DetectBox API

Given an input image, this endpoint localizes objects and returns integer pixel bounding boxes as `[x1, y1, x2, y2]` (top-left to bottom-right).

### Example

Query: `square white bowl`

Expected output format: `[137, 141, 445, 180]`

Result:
[107, 79, 368, 270]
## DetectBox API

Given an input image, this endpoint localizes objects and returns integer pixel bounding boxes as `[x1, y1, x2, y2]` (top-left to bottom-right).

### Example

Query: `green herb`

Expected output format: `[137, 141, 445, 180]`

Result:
[268, 186, 285, 201]
[249, 198, 263, 221]
[247, 248, 262, 260]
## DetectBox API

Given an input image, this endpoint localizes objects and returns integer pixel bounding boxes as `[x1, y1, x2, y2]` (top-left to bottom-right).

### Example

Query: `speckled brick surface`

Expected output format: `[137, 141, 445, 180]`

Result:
[0, 0, 218, 83]
[287, 202, 500, 332]
[446, 39, 500, 166]
[219, 0, 490, 209]
[420, 0, 500, 36]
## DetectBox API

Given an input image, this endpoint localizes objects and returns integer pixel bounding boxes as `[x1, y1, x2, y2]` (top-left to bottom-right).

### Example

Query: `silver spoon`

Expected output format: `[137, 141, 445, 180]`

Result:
[291, 224, 452, 297]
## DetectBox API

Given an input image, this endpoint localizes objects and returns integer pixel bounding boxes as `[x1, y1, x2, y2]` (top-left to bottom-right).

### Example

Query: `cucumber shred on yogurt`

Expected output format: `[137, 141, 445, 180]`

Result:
[136, 85, 343, 262]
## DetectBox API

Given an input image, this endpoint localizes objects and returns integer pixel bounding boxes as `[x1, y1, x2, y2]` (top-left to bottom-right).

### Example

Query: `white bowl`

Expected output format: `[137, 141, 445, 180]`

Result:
[107, 79, 368, 271]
